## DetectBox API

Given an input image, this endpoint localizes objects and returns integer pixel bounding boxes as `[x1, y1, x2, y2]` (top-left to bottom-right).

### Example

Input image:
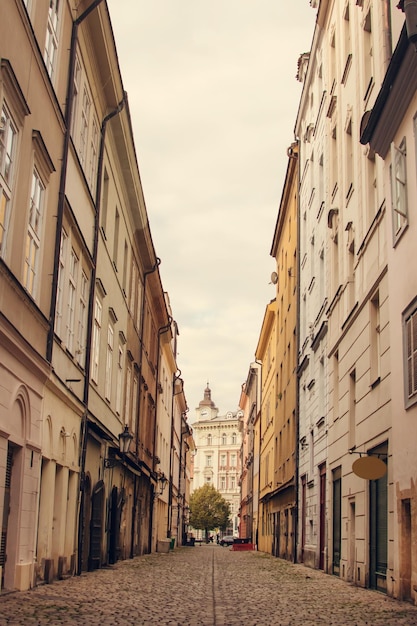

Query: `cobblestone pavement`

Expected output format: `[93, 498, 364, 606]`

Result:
[1, 546, 417, 625]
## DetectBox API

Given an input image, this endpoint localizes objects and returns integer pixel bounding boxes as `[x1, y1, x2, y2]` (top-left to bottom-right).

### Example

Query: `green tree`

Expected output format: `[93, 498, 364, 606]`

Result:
[189, 484, 231, 542]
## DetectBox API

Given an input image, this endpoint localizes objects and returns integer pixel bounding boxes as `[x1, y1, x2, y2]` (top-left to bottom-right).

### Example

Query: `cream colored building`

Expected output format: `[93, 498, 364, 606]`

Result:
[294, 0, 404, 597]
[191, 385, 242, 536]
[0, 0, 190, 591]
[360, 3, 417, 602]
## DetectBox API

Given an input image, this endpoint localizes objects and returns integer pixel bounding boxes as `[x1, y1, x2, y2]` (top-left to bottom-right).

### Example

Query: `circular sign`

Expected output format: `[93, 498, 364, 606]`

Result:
[352, 456, 387, 480]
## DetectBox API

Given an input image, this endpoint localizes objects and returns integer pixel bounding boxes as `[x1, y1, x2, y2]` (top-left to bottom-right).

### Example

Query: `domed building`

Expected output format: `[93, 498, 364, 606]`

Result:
[191, 384, 243, 537]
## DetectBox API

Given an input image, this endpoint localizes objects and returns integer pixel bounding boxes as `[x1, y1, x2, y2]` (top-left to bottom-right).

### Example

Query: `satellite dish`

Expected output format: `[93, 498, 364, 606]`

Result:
[352, 456, 387, 480]
[270, 272, 278, 285]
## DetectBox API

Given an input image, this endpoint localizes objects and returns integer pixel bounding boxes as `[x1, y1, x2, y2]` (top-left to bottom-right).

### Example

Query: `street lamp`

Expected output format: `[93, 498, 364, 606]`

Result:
[156, 470, 168, 495]
[104, 425, 133, 468]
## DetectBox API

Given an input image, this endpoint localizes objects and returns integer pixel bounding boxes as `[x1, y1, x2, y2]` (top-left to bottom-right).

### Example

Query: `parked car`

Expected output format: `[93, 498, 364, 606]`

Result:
[219, 535, 235, 546]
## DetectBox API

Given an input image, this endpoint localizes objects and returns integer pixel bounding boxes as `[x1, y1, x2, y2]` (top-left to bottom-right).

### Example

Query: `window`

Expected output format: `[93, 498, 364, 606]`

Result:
[370, 292, 380, 385]
[88, 118, 99, 191]
[23, 169, 44, 296]
[116, 344, 123, 415]
[113, 208, 119, 270]
[206, 455, 212, 467]
[231, 454, 236, 467]
[363, 9, 374, 104]
[101, 168, 109, 235]
[44, 0, 61, 79]
[105, 322, 114, 401]
[66, 248, 78, 353]
[403, 300, 417, 407]
[76, 271, 88, 367]
[0, 104, 18, 258]
[220, 454, 226, 467]
[71, 55, 81, 137]
[222, 433, 226, 445]
[125, 362, 132, 426]
[220, 476, 226, 490]
[79, 86, 90, 167]
[391, 139, 408, 241]
[232, 432, 237, 445]
[55, 228, 67, 336]
[207, 434, 212, 446]
[91, 296, 102, 383]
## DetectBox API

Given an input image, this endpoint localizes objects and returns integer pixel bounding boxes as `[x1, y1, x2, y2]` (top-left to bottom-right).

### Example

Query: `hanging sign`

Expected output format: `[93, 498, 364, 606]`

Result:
[352, 455, 387, 480]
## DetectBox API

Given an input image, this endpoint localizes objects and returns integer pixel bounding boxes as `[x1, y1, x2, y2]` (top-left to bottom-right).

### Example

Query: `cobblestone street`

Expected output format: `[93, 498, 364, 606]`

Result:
[1, 545, 417, 626]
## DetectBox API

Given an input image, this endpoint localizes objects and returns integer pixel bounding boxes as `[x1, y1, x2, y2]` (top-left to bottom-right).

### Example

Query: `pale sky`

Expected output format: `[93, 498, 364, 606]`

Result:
[107, 1, 317, 420]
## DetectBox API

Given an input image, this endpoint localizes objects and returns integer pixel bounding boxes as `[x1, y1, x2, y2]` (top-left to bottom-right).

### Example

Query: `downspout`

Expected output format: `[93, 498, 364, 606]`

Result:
[77, 94, 126, 574]
[47, 0, 104, 363]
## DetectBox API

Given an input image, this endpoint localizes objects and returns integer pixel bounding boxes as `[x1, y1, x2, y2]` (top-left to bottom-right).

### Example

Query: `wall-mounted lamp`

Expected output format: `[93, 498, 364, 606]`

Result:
[104, 425, 133, 468]
[156, 470, 168, 495]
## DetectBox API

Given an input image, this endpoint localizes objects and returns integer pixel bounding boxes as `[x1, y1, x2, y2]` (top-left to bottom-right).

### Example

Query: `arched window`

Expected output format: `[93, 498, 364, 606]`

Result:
[222, 433, 227, 445]
[232, 432, 237, 445]
[207, 433, 212, 446]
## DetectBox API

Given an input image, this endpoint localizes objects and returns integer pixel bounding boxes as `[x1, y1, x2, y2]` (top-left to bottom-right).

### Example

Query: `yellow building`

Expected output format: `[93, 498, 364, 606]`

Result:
[257, 142, 299, 560]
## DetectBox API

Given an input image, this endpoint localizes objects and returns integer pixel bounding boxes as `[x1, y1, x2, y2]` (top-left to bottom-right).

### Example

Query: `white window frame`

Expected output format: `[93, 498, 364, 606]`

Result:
[91, 296, 102, 383]
[55, 228, 67, 336]
[116, 343, 123, 415]
[66, 248, 78, 353]
[88, 117, 99, 191]
[403, 298, 417, 408]
[76, 270, 88, 367]
[23, 168, 45, 297]
[0, 103, 18, 258]
[44, 0, 61, 80]
[391, 138, 408, 242]
[125, 362, 132, 426]
[79, 85, 90, 166]
[105, 321, 114, 401]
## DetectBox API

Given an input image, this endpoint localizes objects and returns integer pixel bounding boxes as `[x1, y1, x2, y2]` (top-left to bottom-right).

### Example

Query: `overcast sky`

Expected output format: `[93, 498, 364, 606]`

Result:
[107, 1, 317, 421]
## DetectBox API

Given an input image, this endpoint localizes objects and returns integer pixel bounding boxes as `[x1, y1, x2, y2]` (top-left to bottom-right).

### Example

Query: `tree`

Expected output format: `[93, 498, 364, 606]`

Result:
[189, 484, 231, 542]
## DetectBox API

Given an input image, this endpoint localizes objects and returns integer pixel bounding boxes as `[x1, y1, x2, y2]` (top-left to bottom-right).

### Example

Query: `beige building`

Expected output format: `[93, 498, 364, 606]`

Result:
[255, 300, 277, 554]
[293, 0, 410, 599]
[191, 385, 242, 537]
[0, 0, 191, 592]
[360, 3, 417, 602]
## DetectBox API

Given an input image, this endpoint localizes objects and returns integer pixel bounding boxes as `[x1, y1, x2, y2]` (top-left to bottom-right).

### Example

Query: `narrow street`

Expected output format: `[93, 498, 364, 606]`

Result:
[1, 545, 417, 626]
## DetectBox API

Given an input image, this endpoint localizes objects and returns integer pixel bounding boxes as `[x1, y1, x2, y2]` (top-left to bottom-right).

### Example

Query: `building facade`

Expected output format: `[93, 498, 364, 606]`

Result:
[191, 385, 242, 537]
[0, 0, 192, 592]
[360, 3, 417, 601]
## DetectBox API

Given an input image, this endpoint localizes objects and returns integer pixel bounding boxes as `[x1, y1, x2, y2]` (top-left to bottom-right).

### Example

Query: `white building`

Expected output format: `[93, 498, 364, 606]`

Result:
[191, 385, 242, 536]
